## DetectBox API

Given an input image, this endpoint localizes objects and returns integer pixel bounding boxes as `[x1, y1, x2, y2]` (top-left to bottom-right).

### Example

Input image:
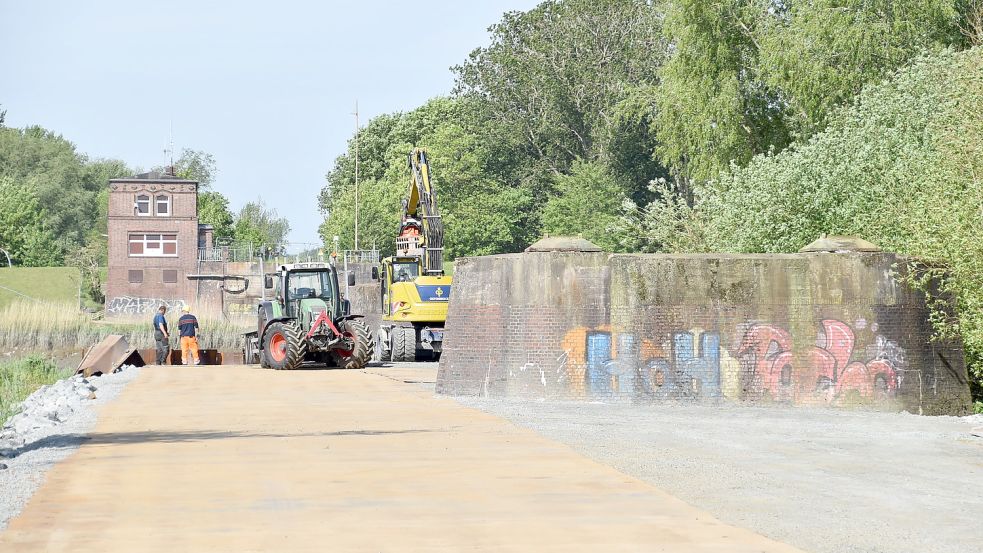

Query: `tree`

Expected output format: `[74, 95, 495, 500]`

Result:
[67, 243, 105, 305]
[653, 0, 967, 183]
[155, 148, 217, 190]
[653, 0, 788, 184]
[0, 176, 60, 266]
[757, 0, 966, 136]
[82, 158, 133, 263]
[454, 0, 667, 196]
[198, 191, 235, 241]
[540, 160, 629, 252]
[319, 97, 537, 258]
[233, 200, 290, 252]
[0, 126, 93, 260]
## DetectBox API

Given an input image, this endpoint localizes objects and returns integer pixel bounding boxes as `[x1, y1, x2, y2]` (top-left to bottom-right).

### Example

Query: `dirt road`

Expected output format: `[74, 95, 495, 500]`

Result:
[0, 364, 802, 552]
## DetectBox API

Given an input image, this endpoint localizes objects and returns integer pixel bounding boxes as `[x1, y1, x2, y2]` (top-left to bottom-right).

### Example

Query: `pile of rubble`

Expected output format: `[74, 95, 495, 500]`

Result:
[0, 366, 137, 464]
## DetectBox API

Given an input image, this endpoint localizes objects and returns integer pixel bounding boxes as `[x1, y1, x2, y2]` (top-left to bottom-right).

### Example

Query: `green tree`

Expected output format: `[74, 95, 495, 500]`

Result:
[653, 0, 788, 183]
[198, 191, 235, 241]
[319, 97, 537, 258]
[0, 126, 92, 259]
[757, 0, 966, 135]
[234, 200, 291, 252]
[540, 160, 628, 252]
[0, 176, 60, 266]
[454, 0, 666, 196]
[173, 148, 216, 190]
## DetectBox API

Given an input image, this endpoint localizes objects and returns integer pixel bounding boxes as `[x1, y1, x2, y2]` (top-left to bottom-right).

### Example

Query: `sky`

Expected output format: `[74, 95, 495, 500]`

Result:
[0, 0, 539, 251]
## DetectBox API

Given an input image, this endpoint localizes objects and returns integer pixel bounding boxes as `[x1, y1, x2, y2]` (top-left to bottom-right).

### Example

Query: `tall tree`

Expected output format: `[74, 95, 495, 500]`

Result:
[454, 0, 667, 197]
[653, 0, 787, 184]
[757, 0, 966, 136]
[234, 200, 291, 253]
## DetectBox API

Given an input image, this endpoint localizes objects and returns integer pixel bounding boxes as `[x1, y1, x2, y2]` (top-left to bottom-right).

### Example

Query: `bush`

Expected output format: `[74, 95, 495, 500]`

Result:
[0, 355, 68, 422]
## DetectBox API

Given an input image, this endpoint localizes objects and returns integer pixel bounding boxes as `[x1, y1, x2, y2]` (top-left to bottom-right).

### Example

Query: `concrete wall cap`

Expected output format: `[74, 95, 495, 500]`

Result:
[800, 235, 882, 253]
[525, 236, 603, 253]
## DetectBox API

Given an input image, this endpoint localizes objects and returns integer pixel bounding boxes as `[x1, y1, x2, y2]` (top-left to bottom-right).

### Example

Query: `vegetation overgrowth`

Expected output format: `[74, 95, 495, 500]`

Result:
[629, 47, 983, 397]
[0, 355, 69, 422]
[0, 301, 250, 353]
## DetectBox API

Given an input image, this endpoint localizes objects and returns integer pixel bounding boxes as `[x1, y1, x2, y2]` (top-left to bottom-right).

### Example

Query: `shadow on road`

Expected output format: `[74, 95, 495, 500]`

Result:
[7, 427, 452, 457]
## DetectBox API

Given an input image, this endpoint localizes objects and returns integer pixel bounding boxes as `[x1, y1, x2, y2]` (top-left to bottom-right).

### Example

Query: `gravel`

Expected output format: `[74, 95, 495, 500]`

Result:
[458, 398, 983, 553]
[0, 364, 142, 530]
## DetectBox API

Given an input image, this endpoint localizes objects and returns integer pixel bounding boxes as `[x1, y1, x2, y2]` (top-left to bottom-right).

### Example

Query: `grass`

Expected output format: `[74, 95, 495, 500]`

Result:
[0, 301, 250, 353]
[0, 266, 107, 311]
[0, 354, 71, 422]
[0, 267, 82, 308]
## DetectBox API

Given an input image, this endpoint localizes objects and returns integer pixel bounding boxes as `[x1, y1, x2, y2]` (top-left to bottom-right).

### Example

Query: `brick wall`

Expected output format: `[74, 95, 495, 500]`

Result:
[436, 251, 973, 415]
[105, 178, 199, 316]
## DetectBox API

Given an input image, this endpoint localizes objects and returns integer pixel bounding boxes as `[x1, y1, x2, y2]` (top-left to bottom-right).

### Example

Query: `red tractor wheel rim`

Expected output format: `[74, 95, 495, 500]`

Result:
[270, 333, 287, 362]
[336, 331, 355, 358]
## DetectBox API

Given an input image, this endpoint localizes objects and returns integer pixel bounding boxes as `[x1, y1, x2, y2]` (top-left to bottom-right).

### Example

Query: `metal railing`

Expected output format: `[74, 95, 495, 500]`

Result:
[344, 249, 380, 265]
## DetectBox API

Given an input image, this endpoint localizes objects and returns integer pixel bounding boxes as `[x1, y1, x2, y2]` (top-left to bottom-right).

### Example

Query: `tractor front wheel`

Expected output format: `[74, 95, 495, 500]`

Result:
[263, 321, 305, 370]
[331, 319, 372, 369]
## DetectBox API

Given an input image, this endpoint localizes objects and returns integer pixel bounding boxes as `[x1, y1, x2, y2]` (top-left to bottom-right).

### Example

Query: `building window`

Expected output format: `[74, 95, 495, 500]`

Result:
[162, 269, 178, 283]
[135, 195, 150, 216]
[128, 270, 143, 284]
[156, 195, 171, 216]
[129, 233, 178, 257]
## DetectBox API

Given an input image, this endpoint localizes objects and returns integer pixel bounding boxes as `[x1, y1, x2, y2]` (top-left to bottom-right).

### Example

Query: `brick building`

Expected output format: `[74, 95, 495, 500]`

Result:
[105, 169, 208, 316]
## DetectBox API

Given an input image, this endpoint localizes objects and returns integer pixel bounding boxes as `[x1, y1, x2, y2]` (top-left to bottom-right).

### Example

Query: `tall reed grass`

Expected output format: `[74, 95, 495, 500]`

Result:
[0, 354, 70, 422]
[0, 301, 250, 353]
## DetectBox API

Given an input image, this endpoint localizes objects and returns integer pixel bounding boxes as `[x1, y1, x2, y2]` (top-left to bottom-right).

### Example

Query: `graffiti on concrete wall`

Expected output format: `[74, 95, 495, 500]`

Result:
[559, 319, 904, 406]
[737, 319, 901, 403]
[106, 296, 186, 316]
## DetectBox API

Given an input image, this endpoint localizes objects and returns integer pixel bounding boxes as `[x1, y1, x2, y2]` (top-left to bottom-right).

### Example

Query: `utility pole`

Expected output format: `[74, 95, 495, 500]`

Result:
[353, 101, 360, 251]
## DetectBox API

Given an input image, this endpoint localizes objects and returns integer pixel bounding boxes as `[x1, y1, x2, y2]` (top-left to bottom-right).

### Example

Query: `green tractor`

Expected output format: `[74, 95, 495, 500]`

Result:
[243, 262, 372, 370]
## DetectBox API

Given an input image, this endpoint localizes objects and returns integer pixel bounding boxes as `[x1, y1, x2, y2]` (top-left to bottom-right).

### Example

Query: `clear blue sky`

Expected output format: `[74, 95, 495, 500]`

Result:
[0, 0, 539, 250]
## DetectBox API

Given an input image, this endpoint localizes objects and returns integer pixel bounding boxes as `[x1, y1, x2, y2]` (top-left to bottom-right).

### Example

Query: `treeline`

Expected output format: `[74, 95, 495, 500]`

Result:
[0, 115, 291, 269]
[318, 0, 981, 396]
[319, 0, 978, 256]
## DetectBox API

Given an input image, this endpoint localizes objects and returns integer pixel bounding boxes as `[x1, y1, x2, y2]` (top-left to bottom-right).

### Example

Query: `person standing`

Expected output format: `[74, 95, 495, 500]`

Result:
[153, 305, 170, 365]
[178, 305, 201, 365]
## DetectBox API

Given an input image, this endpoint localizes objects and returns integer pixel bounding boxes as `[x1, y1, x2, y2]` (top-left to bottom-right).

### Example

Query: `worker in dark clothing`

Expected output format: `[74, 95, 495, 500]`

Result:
[178, 305, 201, 365]
[153, 305, 170, 365]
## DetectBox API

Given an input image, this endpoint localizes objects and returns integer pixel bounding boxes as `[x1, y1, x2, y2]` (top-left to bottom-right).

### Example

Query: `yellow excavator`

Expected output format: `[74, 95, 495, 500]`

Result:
[372, 148, 452, 362]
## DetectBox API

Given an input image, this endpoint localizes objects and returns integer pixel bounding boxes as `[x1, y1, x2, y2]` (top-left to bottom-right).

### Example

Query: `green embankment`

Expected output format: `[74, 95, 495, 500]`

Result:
[0, 267, 82, 308]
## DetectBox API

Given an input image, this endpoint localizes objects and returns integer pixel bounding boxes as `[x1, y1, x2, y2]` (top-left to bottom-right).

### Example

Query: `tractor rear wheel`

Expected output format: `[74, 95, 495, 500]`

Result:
[331, 319, 372, 369]
[391, 326, 416, 363]
[263, 321, 305, 370]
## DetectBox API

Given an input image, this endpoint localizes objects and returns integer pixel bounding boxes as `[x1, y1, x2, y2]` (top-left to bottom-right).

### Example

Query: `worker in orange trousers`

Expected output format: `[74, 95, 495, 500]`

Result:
[178, 305, 201, 365]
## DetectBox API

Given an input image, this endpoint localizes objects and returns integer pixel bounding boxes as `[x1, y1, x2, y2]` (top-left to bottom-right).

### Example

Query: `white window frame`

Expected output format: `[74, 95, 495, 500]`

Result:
[135, 194, 151, 216]
[128, 233, 178, 257]
[155, 194, 171, 217]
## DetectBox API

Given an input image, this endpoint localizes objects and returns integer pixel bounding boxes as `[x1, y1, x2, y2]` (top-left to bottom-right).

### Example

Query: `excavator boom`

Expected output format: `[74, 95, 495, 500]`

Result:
[402, 149, 444, 276]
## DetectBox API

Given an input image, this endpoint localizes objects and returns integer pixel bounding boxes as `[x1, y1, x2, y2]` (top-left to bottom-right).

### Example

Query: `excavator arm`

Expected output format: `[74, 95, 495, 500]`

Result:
[399, 148, 444, 276]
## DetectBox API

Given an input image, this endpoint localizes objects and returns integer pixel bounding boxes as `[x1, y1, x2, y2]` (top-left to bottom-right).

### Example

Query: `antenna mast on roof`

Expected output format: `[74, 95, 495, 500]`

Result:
[163, 120, 175, 175]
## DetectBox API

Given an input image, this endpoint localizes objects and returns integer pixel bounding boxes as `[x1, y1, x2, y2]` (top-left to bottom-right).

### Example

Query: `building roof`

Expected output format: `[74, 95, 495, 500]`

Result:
[109, 168, 198, 185]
